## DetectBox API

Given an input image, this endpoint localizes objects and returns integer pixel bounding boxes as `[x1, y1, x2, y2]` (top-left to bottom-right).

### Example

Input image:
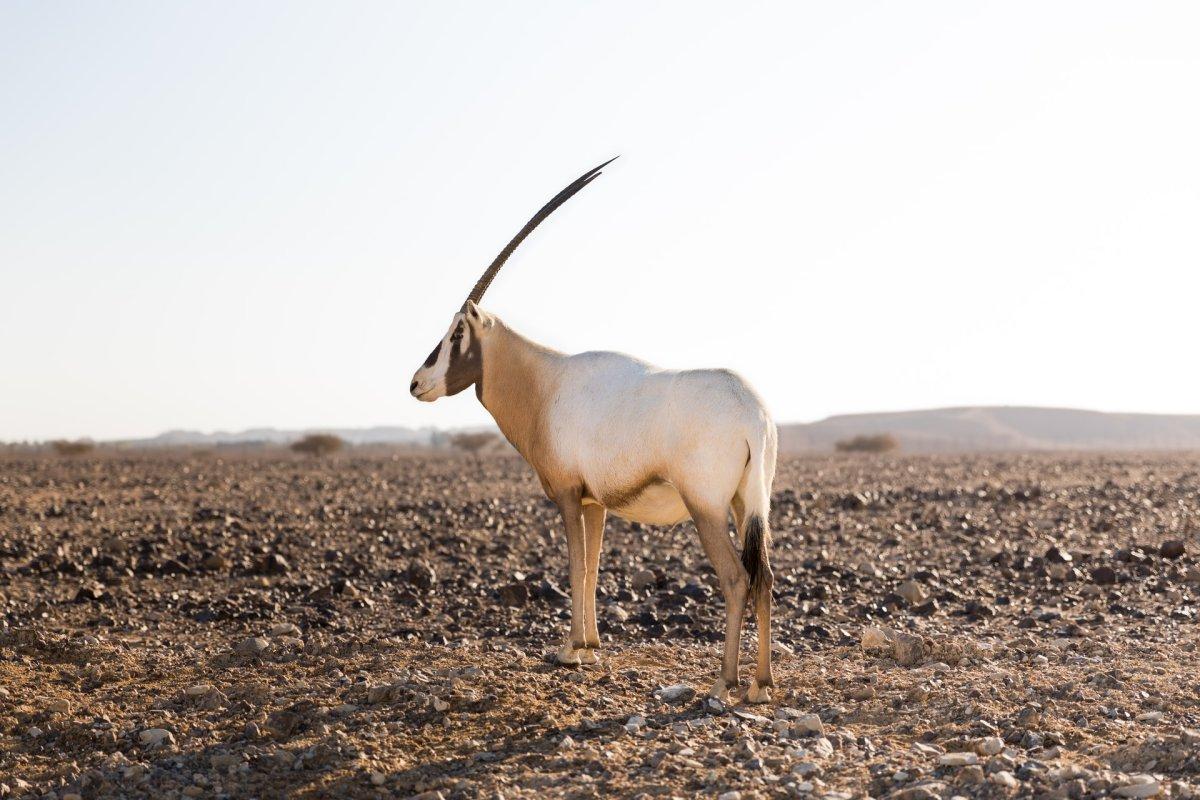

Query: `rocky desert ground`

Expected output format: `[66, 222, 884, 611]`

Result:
[1, 451, 1198, 799]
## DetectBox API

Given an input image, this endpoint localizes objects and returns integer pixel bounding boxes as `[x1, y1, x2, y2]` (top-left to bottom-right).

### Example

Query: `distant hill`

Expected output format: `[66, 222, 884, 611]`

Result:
[779, 406, 1200, 453]
[108, 407, 1200, 453]
[127, 426, 441, 448]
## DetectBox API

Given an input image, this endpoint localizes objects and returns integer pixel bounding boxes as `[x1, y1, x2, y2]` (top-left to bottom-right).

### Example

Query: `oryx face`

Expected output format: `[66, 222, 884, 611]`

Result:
[410, 311, 482, 401]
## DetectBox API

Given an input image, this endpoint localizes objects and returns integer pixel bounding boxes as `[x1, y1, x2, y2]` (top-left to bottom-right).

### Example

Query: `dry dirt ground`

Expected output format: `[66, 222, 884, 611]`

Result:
[1, 452, 1198, 800]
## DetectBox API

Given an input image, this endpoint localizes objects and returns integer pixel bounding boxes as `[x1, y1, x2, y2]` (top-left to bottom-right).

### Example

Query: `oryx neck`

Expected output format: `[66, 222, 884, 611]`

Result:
[478, 321, 563, 460]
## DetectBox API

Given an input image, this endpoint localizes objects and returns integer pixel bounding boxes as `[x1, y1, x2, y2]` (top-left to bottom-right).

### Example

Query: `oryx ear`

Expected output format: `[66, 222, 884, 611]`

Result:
[464, 300, 493, 328]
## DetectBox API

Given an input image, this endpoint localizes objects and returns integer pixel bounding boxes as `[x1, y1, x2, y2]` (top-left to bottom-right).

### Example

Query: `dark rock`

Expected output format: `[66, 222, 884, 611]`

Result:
[406, 559, 437, 591]
[253, 553, 290, 575]
[1160, 540, 1186, 559]
[1044, 546, 1072, 564]
[536, 579, 569, 603]
[498, 583, 529, 607]
[1091, 565, 1117, 585]
[912, 599, 940, 616]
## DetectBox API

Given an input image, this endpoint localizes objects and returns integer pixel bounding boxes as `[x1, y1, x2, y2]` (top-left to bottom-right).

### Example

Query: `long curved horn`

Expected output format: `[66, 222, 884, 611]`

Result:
[462, 157, 617, 310]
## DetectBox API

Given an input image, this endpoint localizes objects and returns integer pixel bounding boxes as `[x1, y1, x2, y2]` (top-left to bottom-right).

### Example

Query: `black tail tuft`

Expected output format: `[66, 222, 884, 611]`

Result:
[741, 515, 773, 599]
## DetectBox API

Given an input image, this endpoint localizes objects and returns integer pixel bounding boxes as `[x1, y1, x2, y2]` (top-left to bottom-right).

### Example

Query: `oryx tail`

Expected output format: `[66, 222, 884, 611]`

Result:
[740, 427, 776, 603]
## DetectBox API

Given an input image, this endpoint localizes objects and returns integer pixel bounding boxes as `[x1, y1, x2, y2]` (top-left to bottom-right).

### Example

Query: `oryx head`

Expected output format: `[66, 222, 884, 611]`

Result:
[410, 157, 616, 402]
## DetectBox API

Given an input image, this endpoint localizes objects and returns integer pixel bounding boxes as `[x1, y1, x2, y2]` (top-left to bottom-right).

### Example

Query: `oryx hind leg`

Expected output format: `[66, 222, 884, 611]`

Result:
[683, 496, 748, 702]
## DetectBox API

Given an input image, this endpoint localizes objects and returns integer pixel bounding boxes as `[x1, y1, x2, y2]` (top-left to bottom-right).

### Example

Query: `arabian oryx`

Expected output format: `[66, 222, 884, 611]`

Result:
[410, 159, 778, 703]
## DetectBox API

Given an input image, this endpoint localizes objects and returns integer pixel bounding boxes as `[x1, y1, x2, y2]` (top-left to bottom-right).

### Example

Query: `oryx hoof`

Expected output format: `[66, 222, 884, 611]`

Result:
[745, 679, 772, 704]
[554, 643, 583, 665]
[577, 648, 600, 665]
[707, 677, 731, 703]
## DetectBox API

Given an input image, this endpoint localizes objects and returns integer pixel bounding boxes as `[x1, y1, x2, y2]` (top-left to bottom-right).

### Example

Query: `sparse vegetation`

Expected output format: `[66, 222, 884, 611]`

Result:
[49, 440, 94, 456]
[835, 433, 899, 453]
[450, 431, 501, 454]
[290, 433, 344, 456]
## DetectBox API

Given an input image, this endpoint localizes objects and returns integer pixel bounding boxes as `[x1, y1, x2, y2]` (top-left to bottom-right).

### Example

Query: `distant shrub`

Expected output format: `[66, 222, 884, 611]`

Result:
[450, 431, 501, 454]
[835, 434, 899, 453]
[290, 434, 344, 456]
[50, 440, 94, 456]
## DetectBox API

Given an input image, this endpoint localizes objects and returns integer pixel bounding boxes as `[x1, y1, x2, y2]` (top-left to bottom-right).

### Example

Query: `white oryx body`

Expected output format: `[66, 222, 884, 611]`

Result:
[410, 159, 778, 703]
[547, 352, 773, 528]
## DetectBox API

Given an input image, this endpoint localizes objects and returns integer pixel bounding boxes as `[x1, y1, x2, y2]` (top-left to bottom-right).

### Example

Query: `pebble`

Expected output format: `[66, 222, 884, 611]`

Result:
[938, 752, 979, 766]
[1160, 540, 1186, 559]
[497, 583, 529, 606]
[632, 569, 658, 591]
[1115, 776, 1161, 798]
[656, 684, 695, 702]
[989, 771, 1019, 788]
[959, 765, 985, 784]
[861, 627, 892, 651]
[897, 579, 927, 604]
[810, 737, 834, 758]
[1136, 711, 1164, 723]
[269, 622, 301, 637]
[794, 713, 825, 735]
[978, 736, 1004, 755]
[186, 684, 215, 696]
[718, 792, 742, 800]
[139, 728, 174, 747]
[893, 631, 929, 667]
[235, 636, 271, 656]
[625, 714, 647, 733]
[369, 770, 386, 785]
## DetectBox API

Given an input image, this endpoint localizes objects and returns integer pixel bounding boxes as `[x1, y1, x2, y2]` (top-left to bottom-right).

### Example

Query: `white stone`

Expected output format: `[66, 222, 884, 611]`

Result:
[939, 752, 979, 766]
[978, 736, 1005, 755]
[139, 728, 174, 747]
[897, 580, 926, 604]
[270, 623, 301, 637]
[656, 684, 695, 702]
[1115, 776, 1161, 798]
[861, 627, 893, 651]
[989, 771, 1019, 789]
[235, 637, 270, 656]
[811, 737, 834, 758]
[794, 713, 825, 735]
[631, 569, 657, 591]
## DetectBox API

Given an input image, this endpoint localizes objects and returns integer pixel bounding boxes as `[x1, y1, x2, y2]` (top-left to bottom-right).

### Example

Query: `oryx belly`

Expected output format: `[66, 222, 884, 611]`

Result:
[600, 481, 690, 526]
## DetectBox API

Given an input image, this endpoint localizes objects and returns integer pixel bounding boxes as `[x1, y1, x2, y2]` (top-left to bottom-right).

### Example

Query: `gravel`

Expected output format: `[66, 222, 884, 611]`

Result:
[0, 451, 1197, 798]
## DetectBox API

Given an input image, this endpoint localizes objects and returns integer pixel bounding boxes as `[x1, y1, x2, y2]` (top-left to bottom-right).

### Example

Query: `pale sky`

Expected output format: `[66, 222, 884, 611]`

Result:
[2, 2, 1198, 442]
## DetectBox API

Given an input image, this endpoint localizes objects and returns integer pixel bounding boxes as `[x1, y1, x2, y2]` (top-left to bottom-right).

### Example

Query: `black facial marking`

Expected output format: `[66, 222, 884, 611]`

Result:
[443, 321, 482, 397]
[423, 342, 442, 368]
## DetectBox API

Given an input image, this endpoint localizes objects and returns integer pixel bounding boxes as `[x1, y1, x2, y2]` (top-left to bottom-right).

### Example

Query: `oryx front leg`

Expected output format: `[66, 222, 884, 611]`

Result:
[581, 503, 606, 661]
[552, 492, 592, 666]
[689, 504, 749, 702]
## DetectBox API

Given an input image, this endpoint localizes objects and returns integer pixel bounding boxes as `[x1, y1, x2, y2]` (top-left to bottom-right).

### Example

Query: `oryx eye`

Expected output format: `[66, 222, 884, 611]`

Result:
[450, 330, 463, 343]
